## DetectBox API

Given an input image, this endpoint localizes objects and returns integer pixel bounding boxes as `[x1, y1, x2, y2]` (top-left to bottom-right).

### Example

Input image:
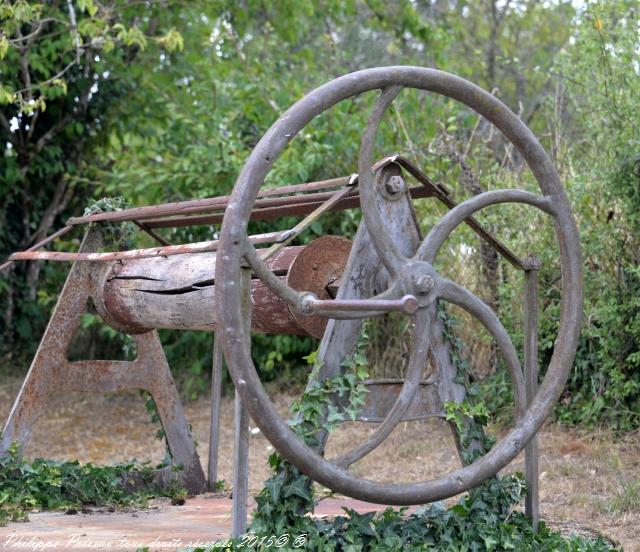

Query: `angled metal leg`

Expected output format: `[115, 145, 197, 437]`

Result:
[313, 169, 422, 447]
[140, 331, 206, 494]
[1, 229, 101, 455]
[1, 227, 206, 494]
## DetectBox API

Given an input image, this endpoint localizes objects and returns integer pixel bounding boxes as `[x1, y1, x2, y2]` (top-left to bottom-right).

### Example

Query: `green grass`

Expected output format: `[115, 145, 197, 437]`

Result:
[608, 478, 640, 514]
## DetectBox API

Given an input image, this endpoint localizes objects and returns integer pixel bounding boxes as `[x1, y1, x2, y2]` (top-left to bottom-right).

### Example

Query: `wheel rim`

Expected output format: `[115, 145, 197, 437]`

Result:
[216, 66, 583, 505]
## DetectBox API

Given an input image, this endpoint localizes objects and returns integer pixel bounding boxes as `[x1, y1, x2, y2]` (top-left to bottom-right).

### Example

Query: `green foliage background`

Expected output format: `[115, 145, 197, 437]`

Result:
[1, 0, 639, 430]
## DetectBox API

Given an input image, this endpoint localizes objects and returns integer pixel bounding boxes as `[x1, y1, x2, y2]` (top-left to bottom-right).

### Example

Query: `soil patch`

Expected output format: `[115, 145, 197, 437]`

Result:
[1, 380, 638, 550]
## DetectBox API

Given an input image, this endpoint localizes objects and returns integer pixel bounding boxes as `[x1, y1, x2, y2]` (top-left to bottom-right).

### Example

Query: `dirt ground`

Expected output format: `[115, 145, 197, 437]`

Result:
[1, 379, 638, 550]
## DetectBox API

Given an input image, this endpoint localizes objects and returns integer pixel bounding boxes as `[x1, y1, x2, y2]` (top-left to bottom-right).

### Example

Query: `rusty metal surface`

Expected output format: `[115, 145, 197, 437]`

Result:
[208, 334, 224, 490]
[66, 176, 354, 226]
[216, 66, 583, 506]
[140, 184, 433, 229]
[9, 232, 284, 263]
[2, 66, 582, 520]
[2, 186, 430, 264]
[308, 166, 427, 468]
[94, 237, 351, 338]
[524, 257, 541, 531]
[259, 185, 356, 262]
[301, 294, 418, 316]
[377, 155, 526, 269]
[0, 224, 74, 273]
[133, 220, 173, 246]
[286, 235, 352, 338]
[5, 154, 508, 266]
[1, 228, 206, 494]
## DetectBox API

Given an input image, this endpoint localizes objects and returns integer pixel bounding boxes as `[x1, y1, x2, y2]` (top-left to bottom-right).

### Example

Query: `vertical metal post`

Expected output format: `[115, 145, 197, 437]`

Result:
[523, 255, 541, 532]
[208, 333, 224, 490]
[232, 267, 251, 537]
[232, 388, 250, 536]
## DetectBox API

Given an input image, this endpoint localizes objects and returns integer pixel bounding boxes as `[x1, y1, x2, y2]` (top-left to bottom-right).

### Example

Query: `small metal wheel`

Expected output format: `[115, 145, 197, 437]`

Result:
[216, 66, 583, 505]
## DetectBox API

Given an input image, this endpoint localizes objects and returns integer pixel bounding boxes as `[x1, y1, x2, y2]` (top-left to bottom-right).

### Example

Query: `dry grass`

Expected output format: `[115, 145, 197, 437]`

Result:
[1, 379, 638, 550]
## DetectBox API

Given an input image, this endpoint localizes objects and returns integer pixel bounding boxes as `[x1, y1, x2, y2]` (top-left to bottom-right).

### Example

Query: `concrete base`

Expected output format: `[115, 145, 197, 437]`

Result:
[0, 496, 403, 551]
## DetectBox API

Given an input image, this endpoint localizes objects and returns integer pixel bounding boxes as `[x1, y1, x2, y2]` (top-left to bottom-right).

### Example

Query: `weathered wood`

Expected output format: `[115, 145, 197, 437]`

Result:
[96, 246, 301, 334]
[95, 237, 350, 338]
[356, 380, 444, 422]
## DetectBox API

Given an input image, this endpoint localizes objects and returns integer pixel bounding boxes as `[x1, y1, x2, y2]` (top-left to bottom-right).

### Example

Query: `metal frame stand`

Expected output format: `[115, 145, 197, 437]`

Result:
[0, 228, 206, 494]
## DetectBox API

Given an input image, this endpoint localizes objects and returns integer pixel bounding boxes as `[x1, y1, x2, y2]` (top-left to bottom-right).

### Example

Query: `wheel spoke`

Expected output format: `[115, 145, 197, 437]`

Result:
[438, 278, 526, 416]
[358, 86, 409, 277]
[417, 189, 555, 263]
[242, 239, 303, 309]
[331, 307, 431, 468]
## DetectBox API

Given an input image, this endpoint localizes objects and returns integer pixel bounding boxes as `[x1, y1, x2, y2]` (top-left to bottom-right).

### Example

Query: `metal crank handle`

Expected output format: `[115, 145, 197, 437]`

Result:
[299, 293, 418, 315]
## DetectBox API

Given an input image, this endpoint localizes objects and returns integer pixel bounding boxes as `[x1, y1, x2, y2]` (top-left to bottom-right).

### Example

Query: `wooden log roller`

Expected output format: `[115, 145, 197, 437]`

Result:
[94, 236, 352, 338]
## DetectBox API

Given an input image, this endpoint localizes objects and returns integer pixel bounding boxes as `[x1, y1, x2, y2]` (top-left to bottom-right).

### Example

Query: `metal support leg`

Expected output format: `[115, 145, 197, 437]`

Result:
[232, 389, 250, 537]
[1, 227, 206, 494]
[524, 255, 540, 531]
[143, 331, 206, 494]
[0, 230, 101, 454]
[208, 333, 224, 490]
[232, 267, 251, 537]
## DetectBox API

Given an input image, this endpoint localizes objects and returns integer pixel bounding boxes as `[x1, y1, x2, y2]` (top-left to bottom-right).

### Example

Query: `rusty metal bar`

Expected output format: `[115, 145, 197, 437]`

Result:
[378, 155, 525, 270]
[133, 220, 172, 246]
[63, 171, 417, 228]
[0, 225, 74, 273]
[259, 175, 355, 197]
[141, 189, 356, 228]
[524, 255, 541, 532]
[232, 387, 250, 537]
[254, 188, 359, 210]
[258, 183, 356, 261]
[66, 176, 354, 226]
[5, 159, 523, 270]
[303, 294, 418, 315]
[142, 185, 433, 229]
[9, 231, 284, 263]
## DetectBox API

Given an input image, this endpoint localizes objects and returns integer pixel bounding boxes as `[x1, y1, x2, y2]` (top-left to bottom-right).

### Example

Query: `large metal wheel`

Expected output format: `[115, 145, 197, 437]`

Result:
[216, 66, 583, 505]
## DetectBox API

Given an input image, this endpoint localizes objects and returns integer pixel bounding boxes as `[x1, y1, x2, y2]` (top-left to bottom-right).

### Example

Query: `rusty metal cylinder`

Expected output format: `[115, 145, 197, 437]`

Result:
[94, 236, 351, 339]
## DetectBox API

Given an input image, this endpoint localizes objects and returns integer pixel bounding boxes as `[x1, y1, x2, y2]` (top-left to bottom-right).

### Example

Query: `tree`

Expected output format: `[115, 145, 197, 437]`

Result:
[0, 0, 184, 357]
